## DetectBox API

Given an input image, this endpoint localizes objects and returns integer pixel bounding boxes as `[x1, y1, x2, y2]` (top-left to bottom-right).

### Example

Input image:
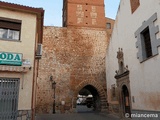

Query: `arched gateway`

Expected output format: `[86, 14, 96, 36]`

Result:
[72, 80, 108, 112]
[35, 0, 112, 114]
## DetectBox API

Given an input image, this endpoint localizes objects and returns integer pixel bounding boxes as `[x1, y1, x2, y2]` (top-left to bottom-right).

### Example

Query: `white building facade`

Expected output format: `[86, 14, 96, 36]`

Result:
[106, 0, 160, 119]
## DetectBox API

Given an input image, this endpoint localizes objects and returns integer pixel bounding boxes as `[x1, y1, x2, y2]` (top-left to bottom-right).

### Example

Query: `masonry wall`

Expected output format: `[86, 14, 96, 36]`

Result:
[36, 26, 108, 113]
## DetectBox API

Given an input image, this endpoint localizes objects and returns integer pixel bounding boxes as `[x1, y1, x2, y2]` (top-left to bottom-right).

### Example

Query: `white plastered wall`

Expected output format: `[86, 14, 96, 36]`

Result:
[106, 0, 160, 111]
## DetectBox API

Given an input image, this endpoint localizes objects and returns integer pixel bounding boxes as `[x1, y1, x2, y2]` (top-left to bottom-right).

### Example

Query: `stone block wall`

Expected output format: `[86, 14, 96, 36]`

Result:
[36, 26, 108, 113]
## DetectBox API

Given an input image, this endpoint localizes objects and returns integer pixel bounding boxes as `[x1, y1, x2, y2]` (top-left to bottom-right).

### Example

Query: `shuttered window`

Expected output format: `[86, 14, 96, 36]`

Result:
[0, 17, 21, 41]
[0, 78, 20, 120]
[135, 13, 159, 62]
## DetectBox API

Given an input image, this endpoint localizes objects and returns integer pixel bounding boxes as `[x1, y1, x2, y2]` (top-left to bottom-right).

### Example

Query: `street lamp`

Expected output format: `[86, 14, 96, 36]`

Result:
[50, 76, 56, 114]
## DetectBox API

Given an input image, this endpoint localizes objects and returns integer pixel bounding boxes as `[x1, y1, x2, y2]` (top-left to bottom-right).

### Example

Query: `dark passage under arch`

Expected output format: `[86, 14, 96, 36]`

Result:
[76, 85, 101, 113]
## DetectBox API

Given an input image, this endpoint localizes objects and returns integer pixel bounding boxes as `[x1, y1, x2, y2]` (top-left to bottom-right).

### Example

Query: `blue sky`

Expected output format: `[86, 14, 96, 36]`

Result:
[1, 0, 120, 26]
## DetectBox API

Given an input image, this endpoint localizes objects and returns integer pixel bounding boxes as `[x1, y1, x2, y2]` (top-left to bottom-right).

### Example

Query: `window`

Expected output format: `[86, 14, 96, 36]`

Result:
[0, 17, 21, 41]
[135, 13, 160, 62]
[141, 27, 152, 58]
[106, 23, 111, 29]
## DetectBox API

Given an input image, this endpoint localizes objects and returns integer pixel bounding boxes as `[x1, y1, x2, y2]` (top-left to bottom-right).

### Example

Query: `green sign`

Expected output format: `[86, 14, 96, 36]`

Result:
[0, 52, 22, 66]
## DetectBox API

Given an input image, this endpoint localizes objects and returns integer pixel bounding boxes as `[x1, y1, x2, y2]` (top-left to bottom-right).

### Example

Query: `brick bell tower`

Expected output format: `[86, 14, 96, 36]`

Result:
[62, 0, 106, 28]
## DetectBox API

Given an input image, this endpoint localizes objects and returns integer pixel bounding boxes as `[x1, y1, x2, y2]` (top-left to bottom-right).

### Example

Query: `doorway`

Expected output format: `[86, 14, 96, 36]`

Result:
[0, 78, 20, 120]
[122, 85, 131, 117]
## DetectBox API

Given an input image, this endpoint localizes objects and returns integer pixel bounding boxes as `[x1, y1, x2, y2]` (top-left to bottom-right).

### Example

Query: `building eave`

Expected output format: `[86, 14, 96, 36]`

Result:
[0, 1, 44, 43]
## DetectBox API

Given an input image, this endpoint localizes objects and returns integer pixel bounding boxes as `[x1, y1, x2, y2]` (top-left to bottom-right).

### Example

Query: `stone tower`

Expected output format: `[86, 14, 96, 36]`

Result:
[62, 0, 106, 28]
[36, 0, 110, 114]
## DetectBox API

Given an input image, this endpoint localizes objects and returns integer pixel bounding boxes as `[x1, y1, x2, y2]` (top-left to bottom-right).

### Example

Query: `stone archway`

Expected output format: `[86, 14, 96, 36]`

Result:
[115, 71, 132, 118]
[72, 80, 107, 112]
[115, 48, 132, 118]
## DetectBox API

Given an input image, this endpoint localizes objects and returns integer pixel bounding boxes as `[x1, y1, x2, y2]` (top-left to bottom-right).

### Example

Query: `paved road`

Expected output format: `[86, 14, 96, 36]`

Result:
[36, 106, 120, 120]
[36, 112, 120, 120]
[76, 105, 93, 113]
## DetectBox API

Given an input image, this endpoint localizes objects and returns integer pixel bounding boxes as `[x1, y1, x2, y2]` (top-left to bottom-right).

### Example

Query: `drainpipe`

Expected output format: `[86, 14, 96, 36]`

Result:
[31, 42, 37, 120]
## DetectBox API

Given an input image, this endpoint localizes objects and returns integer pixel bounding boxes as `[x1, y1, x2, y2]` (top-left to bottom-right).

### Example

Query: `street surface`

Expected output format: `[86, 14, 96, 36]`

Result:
[36, 105, 120, 120]
[36, 112, 119, 120]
